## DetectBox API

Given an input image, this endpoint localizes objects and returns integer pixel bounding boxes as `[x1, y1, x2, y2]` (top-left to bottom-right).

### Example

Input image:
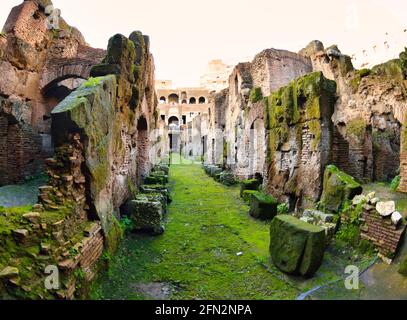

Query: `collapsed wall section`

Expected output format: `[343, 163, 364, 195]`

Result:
[264, 71, 337, 209]
[301, 42, 407, 183]
[0, 30, 159, 299]
[0, 0, 105, 185]
[51, 32, 159, 238]
[219, 49, 313, 179]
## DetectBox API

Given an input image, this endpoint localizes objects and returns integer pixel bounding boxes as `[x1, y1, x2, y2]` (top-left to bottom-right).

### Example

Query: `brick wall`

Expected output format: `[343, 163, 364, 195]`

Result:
[400, 152, 407, 192]
[58, 222, 105, 299]
[0, 115, 43, 186]
[399, 123, 407, 192]
[360, 209, 406, 260]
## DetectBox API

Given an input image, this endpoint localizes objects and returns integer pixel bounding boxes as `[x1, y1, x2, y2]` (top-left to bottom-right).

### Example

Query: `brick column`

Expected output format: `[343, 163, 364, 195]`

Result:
[399, 123, 407, 192]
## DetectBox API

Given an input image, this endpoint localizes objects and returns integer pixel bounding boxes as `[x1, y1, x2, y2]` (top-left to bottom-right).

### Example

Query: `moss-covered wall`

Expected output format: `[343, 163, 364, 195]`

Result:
[265, 71, 337, 209]
[51, 32, 159, 239]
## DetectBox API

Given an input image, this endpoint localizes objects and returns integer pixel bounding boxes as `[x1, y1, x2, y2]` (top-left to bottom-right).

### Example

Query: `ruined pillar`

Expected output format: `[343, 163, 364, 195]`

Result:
[265, 71, 337, 209]
[399, 119, 407, 192]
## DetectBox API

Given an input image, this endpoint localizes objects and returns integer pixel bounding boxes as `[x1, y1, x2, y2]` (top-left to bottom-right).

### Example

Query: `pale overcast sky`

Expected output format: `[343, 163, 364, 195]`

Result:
[1, 0, 407, 87]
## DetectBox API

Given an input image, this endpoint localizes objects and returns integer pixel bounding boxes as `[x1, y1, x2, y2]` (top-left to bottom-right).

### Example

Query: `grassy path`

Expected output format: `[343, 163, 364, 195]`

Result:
[92, 162, 299, 300]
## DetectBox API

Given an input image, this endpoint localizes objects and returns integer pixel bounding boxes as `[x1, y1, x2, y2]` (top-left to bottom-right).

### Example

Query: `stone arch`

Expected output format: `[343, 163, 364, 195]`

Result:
[248, 118, 265, 178]
[189, 97, 196, 104]
[199, 97, 206, 104]
[159, 96, 167, 103]
[168, 93, 179, 104]
[136, 116, 149, 183]
[40, 60, 94, 92]
[41, 75, 86, 136]
[168, 116, 179, 125]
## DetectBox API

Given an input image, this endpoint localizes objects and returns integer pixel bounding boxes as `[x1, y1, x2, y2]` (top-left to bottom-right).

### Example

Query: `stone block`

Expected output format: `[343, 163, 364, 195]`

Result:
[90, 63, 121, 77]
[320, 165, 362, 213]
[240, 179, 261, 197]
[249, 192, 278, 220]
[242, 190, 258, 203]
[125, 196, 164, 235]
[219, 171, 236, 186]
[270, 215, 326, 277]
[145, 171, 168, 185]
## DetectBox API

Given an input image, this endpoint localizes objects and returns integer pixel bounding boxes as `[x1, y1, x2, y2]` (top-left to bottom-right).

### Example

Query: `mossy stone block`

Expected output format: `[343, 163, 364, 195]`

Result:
[242, 190, 258, 203]
[208, 166, 222, 178]
[320, 165, 362, 213]
[125, 197, 164, 235]
[399, 255, 407, 276]
[240, 179, 260, 197]
[154, 164, 169, 175]
[90, 64, 121, 77]
[140, 185, 171, 204]
[270, 215, 326, 277]
[249, 192, 278, 220]
[219, 172, 236, 186]
[144, 174, 167, 185]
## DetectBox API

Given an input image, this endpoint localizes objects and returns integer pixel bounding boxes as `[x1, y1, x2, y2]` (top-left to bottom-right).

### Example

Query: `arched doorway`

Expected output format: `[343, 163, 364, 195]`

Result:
[168, 116, 180, 153]
[44, 76, 86, 134]
[249, 119, 265, 178]
[168, 94, 179, 104]
[136, 116, 149, 183]
[168, 116, 179, 126]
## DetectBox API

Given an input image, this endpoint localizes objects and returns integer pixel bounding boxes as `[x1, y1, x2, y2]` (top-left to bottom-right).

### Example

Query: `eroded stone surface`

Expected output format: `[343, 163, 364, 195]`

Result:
[376, 201, 396, 217]
[270, 215, 326, 277]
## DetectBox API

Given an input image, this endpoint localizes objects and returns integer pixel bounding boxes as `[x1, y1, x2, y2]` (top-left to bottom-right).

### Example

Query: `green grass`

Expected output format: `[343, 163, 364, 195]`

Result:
[91, 162, 299, 300]
[91, 160, 376, 300]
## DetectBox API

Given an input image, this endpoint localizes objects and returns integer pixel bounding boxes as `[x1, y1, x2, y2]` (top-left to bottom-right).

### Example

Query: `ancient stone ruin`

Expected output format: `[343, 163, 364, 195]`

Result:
[0, 0, 164, 299]
[1, 0, 407, 301]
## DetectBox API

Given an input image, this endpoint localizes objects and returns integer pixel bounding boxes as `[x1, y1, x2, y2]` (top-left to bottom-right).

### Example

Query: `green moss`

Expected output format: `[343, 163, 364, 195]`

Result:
[399, 255, 407, 276]
[277, 203, 289, 215]
[325, 165, 360, 189]
[391, 176, 401, 191]
[76, 157, 376, 299]
[319, 165, 362, 213]
[105, 215, 124, 256]
[336, 200, 364, 247]
[270, 215, 326, 277]
[265, 72, 336, 162]
[83, 77, 102, 88]
[349, 68, 371, 93]
[249, 192, 278, 220]
[92, 162, 109, 194]
[372, 59, 405, 83]
[347, 118, 366, 141]
[91, 161, 300, 300]
[308, 119, 321, 150]
[240, 179, 261, 197]
[127, 178, 138, 199]
[52, 76, 115, 114]
[400, 47, 407, 78]
[242, 190, 257, 203]
[249, 87, 263, 103]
